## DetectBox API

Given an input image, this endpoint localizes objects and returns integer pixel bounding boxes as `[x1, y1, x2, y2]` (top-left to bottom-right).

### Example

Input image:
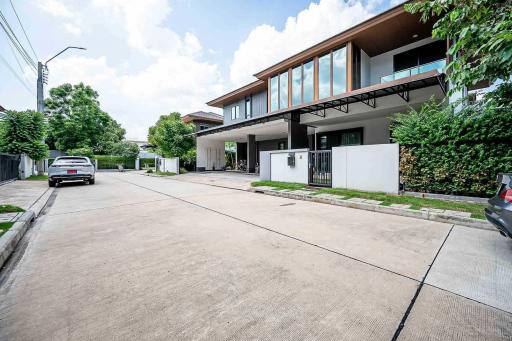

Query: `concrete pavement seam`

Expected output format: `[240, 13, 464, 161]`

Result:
[423, 282, 512, 316]
[46, 198, 174, 217]
[390, 224, 455, 341]
[114, 175, 421, 283]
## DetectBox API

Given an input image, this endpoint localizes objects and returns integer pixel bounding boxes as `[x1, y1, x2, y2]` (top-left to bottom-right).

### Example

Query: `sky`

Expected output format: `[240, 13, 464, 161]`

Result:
[0, 0, 404, 140]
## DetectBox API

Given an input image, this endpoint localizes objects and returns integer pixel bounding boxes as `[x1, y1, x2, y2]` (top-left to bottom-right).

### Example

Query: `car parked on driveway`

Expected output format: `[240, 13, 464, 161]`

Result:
[48, 156, 95, 187]
[485, 173, 512, 238]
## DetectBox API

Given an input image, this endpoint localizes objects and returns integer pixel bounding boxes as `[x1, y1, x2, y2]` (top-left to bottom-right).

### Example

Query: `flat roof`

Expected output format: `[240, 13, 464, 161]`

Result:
[206, 80, 266, 108]
[254, 1, 435, 79]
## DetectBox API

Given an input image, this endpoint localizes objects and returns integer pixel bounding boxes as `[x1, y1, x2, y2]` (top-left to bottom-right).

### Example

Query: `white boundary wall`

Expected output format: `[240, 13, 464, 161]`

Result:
[158, 157, 179, 174]
[332, 143, 399, 193]
[259, 149, 309, 184]
[196, 137, 226, 171]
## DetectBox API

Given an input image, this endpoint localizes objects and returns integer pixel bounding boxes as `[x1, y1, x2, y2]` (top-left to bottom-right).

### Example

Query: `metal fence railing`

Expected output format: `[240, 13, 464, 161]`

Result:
[0, 153, 20, 182]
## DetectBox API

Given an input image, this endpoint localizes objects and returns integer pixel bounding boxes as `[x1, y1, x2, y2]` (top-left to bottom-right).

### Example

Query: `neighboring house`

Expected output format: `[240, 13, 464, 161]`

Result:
[182, 111, 223, 131]
[126, 140, 160, 159]
[195, 2, 487, 178]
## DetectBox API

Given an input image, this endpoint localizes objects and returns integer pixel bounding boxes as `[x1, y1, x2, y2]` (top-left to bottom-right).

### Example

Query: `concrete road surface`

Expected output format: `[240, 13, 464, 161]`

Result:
[0, 172, 510, 340]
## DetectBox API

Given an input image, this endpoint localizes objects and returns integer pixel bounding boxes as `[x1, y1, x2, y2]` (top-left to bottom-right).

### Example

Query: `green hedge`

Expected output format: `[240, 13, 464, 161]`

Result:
[392, 86, 512, 197]
[94, 155, 136, 169]
[139, 157, 156, 168]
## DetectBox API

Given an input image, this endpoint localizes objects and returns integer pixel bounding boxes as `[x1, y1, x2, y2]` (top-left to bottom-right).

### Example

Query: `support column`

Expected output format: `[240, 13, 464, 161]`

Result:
[288, 113, 308, 149]
[247, 134, 256, 173]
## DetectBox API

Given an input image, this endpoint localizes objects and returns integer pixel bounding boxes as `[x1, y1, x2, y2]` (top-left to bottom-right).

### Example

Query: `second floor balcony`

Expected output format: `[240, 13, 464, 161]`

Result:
[380, 59, 446, 83]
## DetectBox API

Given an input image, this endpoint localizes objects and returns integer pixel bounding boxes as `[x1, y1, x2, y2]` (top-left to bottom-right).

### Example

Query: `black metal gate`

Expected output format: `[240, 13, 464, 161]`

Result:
[0, 153, 20, 182]
[308, 150, 332, 187]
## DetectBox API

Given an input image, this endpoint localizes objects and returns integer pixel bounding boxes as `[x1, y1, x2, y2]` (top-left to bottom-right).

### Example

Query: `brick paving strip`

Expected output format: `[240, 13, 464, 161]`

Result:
[250, 187, 493, 231]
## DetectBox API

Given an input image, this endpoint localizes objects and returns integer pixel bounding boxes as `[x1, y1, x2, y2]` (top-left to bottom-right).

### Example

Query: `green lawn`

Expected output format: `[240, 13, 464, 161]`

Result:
[251, 181, 487, 220]
[25, 175, 48, 181]
[0, 204, 25, 214]
[0, 222, 15, 236]
[155, 171, 176, 176]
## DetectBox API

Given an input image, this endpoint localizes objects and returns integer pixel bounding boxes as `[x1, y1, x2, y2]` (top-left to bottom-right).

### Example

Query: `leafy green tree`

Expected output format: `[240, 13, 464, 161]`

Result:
[45, 83, 125, 153]
[148, 113, 195, 158]
[405, 0, 512, 91]
[0, 110, 48, 160]
[66, 146, 94, 158]
[109, 141, 140, 159]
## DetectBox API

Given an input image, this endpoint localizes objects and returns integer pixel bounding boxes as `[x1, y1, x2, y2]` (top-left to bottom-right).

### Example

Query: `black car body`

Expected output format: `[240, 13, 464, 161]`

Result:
[485, 173, 512, 238]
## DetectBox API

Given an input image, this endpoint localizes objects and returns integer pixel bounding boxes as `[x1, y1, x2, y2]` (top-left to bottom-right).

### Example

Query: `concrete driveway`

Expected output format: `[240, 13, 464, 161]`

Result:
[0, 173, 510, 340]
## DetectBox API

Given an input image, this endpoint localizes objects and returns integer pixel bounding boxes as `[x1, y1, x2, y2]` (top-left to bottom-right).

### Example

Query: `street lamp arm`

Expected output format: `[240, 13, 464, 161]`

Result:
[45, 46, 86, 65]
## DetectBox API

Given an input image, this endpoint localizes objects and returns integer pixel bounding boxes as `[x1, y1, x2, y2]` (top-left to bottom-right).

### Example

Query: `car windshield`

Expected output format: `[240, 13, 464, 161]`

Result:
[54, 157, 88, 164]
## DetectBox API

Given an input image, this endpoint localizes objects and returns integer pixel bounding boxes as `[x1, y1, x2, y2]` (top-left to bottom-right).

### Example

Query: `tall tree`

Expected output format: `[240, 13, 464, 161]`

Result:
[0, 110, 48, 160]
[45, 83, 125, 153]
[405, 0, 512, 91]
[148, 113, 195, 158]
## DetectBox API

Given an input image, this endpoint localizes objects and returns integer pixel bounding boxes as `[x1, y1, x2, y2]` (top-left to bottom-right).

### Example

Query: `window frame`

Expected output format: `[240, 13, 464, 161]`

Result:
[245, 96, 252, 119]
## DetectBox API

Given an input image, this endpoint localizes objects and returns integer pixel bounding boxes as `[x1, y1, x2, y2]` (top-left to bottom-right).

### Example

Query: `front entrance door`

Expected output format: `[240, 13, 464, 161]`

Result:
[308, 150, 332, 187]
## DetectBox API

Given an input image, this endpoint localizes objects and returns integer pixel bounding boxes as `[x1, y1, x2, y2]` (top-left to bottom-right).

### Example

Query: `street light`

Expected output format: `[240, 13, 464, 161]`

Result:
[37, 46, 86, 113]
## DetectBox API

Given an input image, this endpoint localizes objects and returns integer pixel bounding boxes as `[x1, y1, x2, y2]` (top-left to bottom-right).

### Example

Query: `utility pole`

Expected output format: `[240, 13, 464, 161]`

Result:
[36, 46, 86, 113]
[36, 62, 45, 113]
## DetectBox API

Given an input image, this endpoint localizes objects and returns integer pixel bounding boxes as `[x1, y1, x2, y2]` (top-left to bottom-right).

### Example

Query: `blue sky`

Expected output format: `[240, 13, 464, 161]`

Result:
[0, 0, 401, 139]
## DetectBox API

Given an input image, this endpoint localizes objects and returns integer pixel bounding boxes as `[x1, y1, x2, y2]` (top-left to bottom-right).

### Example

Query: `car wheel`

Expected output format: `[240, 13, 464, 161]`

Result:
[48, 180, 56, 187]
[89, 178, 95, 185]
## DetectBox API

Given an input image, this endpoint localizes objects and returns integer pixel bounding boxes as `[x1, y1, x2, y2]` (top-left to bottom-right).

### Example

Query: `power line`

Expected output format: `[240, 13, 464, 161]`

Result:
[0, 10, 36, 69]
[0, 10, 36, 71]
[4, 30, 24, 74]
[0, 19, 36, 75]
[0, 52, 35, 95]
[9, 0, 38, 60]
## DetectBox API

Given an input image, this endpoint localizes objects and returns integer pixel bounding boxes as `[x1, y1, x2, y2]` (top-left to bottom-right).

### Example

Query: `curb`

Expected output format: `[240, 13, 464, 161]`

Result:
[0, 187, 55, 269]
[250, 188, 494, 231]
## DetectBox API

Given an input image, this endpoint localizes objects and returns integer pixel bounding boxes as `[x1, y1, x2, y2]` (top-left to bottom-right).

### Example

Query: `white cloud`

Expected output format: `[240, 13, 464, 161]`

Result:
[36, 0, 74, 18]
[62, 22, 82, 35]
[42, 0, 224, 140]
[229, 0, 375, 86]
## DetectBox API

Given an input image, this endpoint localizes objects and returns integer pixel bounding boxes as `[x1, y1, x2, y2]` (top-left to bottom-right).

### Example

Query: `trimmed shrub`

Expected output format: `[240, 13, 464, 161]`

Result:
[391, 85, 512, 197]
[94, 155, 136, 169]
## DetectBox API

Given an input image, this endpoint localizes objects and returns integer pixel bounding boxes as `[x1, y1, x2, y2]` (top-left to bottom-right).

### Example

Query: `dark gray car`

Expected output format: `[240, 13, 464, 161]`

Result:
[485, 173, 512, 238]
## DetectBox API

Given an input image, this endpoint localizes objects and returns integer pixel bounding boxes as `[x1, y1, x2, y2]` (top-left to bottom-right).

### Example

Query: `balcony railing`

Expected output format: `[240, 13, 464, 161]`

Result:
[380, 59, 446, 83]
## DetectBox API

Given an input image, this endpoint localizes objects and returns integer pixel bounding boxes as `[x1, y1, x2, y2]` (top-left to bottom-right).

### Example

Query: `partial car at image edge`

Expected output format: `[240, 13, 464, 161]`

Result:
[47, 156, 96, 187]
[485, 173, 512, 238]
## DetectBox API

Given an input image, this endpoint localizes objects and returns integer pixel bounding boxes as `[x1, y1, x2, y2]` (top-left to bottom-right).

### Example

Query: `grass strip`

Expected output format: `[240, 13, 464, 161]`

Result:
[251, 181, 486, 219]
[0, 222, 15, 236]
[25, 175, 48, 181]
[0, 205, 25, 214]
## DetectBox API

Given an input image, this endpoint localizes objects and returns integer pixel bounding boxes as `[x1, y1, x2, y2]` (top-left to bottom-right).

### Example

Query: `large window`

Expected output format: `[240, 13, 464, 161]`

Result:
[270, 76, 278, 112]
[269, 45, 348, 110]
[332, 47, 346, 95]
[230, 105, 240, 120]
[318, 54, 331, 99]
[303, 60, 314, 103]
[279, 72, 288, 109]
[245, 97, 252, 118]
[291, 66, 302, 106]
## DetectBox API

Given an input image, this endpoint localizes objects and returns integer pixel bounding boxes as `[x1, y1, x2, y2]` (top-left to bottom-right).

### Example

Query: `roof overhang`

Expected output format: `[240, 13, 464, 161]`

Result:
[197, 71, 446, 138]
[254, 1, 436, 79]
[206, 80, 267, 108]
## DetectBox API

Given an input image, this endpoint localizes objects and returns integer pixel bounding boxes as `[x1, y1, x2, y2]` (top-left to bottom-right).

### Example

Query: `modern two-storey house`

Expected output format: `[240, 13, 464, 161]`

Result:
[196, 3, 453, 188]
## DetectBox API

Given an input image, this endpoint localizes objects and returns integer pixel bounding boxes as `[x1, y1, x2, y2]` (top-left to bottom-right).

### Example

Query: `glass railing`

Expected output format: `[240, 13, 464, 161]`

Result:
[380, 59, 446, 83]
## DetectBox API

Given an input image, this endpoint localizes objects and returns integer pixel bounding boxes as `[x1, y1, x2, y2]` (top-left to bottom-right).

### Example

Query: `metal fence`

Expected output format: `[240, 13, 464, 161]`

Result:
[0, 153, 20, 182]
